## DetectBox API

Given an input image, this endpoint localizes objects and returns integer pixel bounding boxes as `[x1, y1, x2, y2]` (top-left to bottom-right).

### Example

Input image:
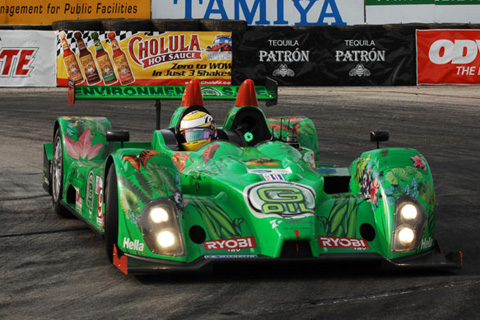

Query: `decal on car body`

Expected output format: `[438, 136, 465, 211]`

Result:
[245, 181, 315, 219]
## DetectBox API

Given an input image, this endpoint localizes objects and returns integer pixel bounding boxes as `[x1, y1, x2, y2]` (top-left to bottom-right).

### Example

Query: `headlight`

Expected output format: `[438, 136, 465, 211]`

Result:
[157, 231, 176, 247]
[399, 203, 418, 221]
[396, 226, 415, 245]
[138, 198, 185, 256]
[150, 207, 169, 223]
[392, 196, 426, 253]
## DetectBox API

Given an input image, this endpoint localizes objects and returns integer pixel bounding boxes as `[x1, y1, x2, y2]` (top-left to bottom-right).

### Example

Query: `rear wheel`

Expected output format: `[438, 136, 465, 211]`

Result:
[51, 129, 73, 218]
[105, 165, 120, 264]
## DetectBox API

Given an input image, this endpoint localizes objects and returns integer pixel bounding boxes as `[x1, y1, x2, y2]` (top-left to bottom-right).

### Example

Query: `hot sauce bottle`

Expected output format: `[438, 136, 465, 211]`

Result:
[59, 31, 83, 84]
[74, 31, 101, 85]
[91, 32, 117, 85]
[108, 32, 135, 85]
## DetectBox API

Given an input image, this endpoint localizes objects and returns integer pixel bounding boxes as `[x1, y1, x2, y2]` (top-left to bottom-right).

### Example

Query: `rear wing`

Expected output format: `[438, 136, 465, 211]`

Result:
[68, 79, 278, 107]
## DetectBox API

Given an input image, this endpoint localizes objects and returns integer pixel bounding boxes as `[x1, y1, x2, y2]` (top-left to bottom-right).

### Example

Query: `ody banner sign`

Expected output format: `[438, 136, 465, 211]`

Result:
[417, 29, 480, 85]
[57, 31, 232, 86]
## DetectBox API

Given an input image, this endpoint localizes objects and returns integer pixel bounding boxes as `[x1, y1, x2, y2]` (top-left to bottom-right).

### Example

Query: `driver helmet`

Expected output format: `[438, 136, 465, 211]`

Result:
[179, 110, 217, 151]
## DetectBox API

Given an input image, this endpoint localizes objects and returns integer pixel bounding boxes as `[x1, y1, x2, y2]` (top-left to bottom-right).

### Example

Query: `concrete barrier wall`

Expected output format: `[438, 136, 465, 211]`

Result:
[1, 20, 480, 86]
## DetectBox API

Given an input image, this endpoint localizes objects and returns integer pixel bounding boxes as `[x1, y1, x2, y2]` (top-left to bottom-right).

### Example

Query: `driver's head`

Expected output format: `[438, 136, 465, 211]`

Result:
[179, 110, 216, 151]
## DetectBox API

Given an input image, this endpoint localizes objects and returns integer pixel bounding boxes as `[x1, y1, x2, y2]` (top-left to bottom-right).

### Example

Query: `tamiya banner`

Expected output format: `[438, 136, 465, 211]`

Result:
[56, 31, 232, 87]
[417, 29, 480, 85]
[233, 27, 415, 86]
[153, 0, 365, 26]
[0, 0, 150, 25]
[366, 0, 480, 24]
[0, 30, 56, 87]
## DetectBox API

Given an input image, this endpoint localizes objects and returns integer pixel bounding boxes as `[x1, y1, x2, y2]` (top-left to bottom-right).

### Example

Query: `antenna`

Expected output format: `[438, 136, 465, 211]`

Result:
[280, 118, 283, 141]
[155, 100, 161, 130]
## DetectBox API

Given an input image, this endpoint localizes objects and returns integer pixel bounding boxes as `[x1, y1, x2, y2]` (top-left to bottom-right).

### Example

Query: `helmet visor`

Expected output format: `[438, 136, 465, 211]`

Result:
[183, 128, 211, 143]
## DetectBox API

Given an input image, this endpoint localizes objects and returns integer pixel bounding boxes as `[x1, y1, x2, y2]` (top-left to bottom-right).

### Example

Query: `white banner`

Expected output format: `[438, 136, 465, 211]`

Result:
[153, 0, 365, 26]
[367, 4, 480, 24]
[0, 30, 56, 87]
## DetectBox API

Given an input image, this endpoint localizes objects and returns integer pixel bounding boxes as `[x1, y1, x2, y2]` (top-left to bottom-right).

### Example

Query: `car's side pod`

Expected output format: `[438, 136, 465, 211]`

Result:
[105, 149, 185, 264]
[349, 148, 436, 259]
[45, 117, 113, 218]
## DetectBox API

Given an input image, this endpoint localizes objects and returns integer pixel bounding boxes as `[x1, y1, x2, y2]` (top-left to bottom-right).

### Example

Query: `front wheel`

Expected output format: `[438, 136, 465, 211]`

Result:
[51, 129, 73, 218]
[105, 165, 120, 264]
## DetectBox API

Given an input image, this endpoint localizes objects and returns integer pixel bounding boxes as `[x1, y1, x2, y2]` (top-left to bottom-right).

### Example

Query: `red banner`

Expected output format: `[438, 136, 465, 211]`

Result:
[417, 29, 480, 85]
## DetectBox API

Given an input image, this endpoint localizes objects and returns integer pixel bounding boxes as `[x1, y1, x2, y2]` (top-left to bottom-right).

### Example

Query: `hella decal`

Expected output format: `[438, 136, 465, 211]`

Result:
[123, 237, 144, 252]
[204, 237, 256, 250]
[421, 237, 434, 250]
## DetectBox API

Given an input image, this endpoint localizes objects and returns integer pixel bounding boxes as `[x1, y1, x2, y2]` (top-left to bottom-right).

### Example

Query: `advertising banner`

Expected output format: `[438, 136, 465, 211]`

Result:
[417, 29, 480, 85]
[0, 30, 56, 87]
[56, 31, 232, 87]
[366, 0, 480, 24]
[233, 27, 415, 86]
[233, 30, 321, 86]
[153, 0, 365, 26]
[0, 0, 150, 25]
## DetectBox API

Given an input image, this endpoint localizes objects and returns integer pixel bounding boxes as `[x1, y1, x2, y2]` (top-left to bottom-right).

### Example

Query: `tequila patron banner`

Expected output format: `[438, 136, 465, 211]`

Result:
[233, 27, 415, 86]
[0, 30, 56, 87]
[56, 31, 232, 86]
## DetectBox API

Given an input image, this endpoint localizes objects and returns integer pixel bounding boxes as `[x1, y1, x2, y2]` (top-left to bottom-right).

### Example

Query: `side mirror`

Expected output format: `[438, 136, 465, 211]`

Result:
[107, 130, 130, 148]
[370, 130, 389, 149]
[265, 77, 278, 107]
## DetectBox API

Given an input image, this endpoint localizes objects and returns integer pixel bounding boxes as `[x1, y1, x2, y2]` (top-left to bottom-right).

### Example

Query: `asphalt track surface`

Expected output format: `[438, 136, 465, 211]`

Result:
[1, 86, 479, 319]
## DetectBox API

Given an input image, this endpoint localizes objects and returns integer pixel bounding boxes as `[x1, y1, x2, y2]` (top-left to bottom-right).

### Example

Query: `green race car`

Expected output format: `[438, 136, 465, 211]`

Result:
[43, 79, 462, 274]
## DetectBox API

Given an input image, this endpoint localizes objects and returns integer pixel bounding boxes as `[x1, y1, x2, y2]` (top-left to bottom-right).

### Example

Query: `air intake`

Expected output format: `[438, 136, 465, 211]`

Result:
[280, 241, 313, 259]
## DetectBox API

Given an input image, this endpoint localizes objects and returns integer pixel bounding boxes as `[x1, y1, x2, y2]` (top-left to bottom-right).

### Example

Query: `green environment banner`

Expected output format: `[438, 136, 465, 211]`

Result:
[72, 85, 276, 101]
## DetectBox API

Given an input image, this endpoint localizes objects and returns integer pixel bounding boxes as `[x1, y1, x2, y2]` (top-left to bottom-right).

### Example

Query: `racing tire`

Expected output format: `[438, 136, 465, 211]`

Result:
[52, 20, 103, 31]
[101, 19, 153, 32]
[152, 19, 201, 32]
[0, 25, 52, 30]
[200, 19, 247, 32]
[105, 165, 120, 264]
[51, 129, 73, 218]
